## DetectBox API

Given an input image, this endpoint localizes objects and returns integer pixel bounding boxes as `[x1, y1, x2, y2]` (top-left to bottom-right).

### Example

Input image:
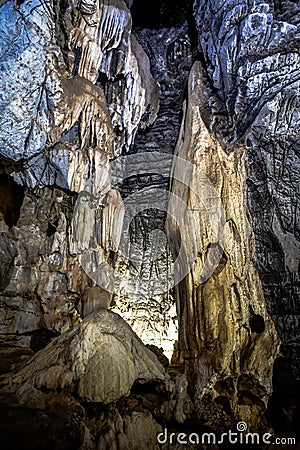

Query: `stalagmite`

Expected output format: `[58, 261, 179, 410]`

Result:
[168, 62, 281, 430]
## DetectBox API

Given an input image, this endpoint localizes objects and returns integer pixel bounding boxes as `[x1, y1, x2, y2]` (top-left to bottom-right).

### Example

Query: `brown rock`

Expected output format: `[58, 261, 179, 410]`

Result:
[167, 61, 281, 431]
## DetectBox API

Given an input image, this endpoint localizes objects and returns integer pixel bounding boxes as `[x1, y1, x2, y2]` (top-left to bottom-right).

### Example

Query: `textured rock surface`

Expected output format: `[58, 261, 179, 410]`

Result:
[0, 187, 83, 346]
[168, 61, 281, 431]
[133, 25, 192, 154]
[1, 310, 168, 404]
[0, 312, 195, 450]
[0, 0, 168, 355]
[192, 0, 300, 433]
[193, 0, 300, 149]
[0, 0, 159, 188]
[111, 153, 177, 358]
[0, 1, 54, 161]
[108, 26, 192, 357]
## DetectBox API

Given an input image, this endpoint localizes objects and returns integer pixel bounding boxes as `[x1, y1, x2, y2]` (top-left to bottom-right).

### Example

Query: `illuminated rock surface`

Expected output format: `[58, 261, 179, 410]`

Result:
[1, 310, 168, 404]
[168, 61, 280, 431]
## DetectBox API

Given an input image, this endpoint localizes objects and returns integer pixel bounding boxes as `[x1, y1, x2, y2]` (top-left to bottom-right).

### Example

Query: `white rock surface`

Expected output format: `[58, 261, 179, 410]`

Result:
[2, 309, 168, 404]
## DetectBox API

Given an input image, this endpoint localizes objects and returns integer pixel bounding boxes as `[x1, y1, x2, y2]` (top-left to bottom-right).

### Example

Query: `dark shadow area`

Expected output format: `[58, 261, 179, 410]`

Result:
[0, 406, 85, 450]
[46, 216, 59, 237]
[0, 347, 34, 375]
[266, 355, 299, 440]
[131, 0, 193, 29]
[273, 0, 300, 24]
[249, 314, 265, 334]
[30, 328, 59, 353]
[0, 174, 24, 227]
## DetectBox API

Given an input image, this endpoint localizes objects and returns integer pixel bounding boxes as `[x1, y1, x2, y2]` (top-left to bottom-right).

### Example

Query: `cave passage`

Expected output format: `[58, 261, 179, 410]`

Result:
[131, 0, 193, 29]
[0, 174, 24, 228]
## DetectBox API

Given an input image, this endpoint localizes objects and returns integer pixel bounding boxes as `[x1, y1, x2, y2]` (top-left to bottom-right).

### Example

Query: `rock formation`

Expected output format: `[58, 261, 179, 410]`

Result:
[0, 310, 168, 404]
[0, 0, 299, 447]
[193, 0, 300, 433]
[168, 61, 280, 431]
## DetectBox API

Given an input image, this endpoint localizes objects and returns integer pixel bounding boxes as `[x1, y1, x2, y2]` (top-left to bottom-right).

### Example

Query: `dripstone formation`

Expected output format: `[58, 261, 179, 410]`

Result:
[0, 0, 299, 448]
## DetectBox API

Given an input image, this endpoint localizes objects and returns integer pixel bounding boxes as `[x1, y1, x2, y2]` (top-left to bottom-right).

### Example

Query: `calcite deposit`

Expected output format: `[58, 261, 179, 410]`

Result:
[0, 310, 168, 404]
[168, 61, 281, 431]
[192, 0, 300, 432]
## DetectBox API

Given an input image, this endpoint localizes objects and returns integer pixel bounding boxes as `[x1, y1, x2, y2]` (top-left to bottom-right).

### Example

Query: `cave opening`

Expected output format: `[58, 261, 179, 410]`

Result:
[0, 174, 24, 228]
[46, 216, 59, 237]
[249, 314, 265, 334]
[131, 0, 193, 29]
